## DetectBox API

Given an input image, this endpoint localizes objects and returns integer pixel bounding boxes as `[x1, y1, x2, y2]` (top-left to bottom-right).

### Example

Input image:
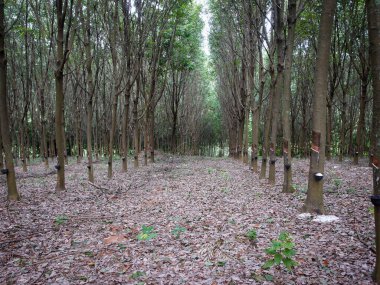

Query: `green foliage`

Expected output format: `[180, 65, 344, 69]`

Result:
[246, 229, 257, 242]
[264, 274, 274, 281]
[54, 215, 68, 225]
[220, 187, 230, 194]
[333, 179, 342, 187]
[347, 188, 356, 194]
[117, 243, 127, 251]
[207, 167, 216, 174]
[130, 271, 145, 279]
[137, 225, 157, 241]
[84, 251, 94, 257]
[220, 171, 230, 180]
[263, 232, 297, 271]
[172, 225, 186, 238]
[228, 218, 236, 225]
[266, 218, 274, 224]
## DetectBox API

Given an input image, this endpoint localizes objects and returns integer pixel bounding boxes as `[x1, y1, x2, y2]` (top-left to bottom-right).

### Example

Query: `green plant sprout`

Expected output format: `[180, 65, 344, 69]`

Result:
[263, 232, 297, 271]
[117, 243, 127, 251]
[130, 271, 145, 279]
[207, 168, 216, 174]
[137, 225, 157, 241]
[333, 179, 342, 187]
[246, 229, 257, 241]
[54, 215, 68, 225]
[172, 225, 186, 238]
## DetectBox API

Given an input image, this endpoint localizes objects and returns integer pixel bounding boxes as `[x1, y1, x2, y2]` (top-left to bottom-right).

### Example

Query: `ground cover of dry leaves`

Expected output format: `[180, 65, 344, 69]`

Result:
[0, 154, 376, 284]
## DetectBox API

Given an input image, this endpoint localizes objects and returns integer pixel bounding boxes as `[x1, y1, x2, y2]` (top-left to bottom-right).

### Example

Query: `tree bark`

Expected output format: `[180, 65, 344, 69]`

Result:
[354, 76, 368, 164]
[282, 0, 297, 193]
[0, 0, 19, 200]
[0, 132, 3, 169]
[107, 0, 119, 178]
[252, 43, 264, 173]
[366, 0, 380, 281]
[260, 80, 273, 179]
[303, 0, 337, 214]
[80, 0, 94, 182]
[268, 0, 285, 185]
[54, 0, 68, 190]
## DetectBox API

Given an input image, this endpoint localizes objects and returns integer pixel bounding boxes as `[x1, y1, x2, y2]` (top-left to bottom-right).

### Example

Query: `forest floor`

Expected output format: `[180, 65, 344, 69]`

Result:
[0, 153, 375, 284]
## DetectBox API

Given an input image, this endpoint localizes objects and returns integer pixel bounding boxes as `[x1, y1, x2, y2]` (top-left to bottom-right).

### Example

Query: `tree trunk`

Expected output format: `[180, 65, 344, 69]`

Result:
[148, 106, 155, 163]
[133, 94, 139, 168]
[144, 108, 148, 166]
[80, 1, 94, 182]
[339, 90, 347, 162]
[252, 45, 264, 173]
[326, 100, 332, 160]
[75, 94, 81, 163]
[54, 0, 68, 191]
[20, 126, 27, 172]
[0, 134, 3, 169]
[0, 0, 19, 200]
[107, 0, 119, 178]
[40, 88, 48, 168]
[303, 0, 337, 214]
[282, 0, 296, 193]
[354, 79, 368, 164]
[367, 0, 380, 281]
[122, 90, 130, 172]
[260, 82, 273, 179]
[268, 0, 285, 185]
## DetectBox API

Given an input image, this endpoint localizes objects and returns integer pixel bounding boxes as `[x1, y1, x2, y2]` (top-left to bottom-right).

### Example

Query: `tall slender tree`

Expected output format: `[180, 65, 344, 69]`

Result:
[282, 0, 297, 193]
[79, 0, 94, 182]
[268, 0, 284, 185]
[54, 0, 74, 190]
[366, 0, 380, 281]
[0, 0, 19, 200]
[303, 0, 337, 213]
[107, 0, 120, 178]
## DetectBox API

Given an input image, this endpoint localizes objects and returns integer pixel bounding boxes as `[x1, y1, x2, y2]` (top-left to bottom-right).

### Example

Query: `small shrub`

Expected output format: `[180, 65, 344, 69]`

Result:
[54, 215, 68, 225]
[246, 229, 257, 241]
[172, 226, 186, 238]
[117, 243, 127, 251]
[347, 188, 356, 194]
[207, 168, 216, 174]
[130, 271, 145, 279]
[333, 179, 342, 187]
[84, 251, 94, 257]
[263, 232, 297, 271]
[137, 225, 157, 241]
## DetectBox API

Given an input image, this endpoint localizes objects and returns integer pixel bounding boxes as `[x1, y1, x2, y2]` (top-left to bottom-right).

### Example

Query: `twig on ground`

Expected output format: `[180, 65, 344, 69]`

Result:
[88, 181, 110, 191]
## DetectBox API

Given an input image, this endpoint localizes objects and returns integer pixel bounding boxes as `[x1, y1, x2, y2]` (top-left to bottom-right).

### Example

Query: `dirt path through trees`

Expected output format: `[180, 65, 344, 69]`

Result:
[0, 155, 375, 284]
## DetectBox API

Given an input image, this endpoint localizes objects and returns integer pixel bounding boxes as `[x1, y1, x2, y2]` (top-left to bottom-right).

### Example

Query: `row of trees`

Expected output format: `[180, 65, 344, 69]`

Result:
[210, 0, 380, 280]
[210, 0, 376, 197]
[0, 0, 222, 198]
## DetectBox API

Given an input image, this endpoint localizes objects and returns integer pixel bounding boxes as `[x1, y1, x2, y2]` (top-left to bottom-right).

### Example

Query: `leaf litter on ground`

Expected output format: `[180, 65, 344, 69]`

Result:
[0, 154, 376, 284]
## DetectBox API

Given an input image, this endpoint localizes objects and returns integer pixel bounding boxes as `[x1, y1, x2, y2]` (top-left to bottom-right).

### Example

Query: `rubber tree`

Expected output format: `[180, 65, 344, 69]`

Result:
[303, 0, 337, 214]
[54, 0, 74, 190]
[0, 0, 19, 200]
[366, 0, 380, 281]
[281, 0, 297, 193]
[79, 0, 94, 182]
[107, 0, 120, 178]
[268, 0, 284, 185]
